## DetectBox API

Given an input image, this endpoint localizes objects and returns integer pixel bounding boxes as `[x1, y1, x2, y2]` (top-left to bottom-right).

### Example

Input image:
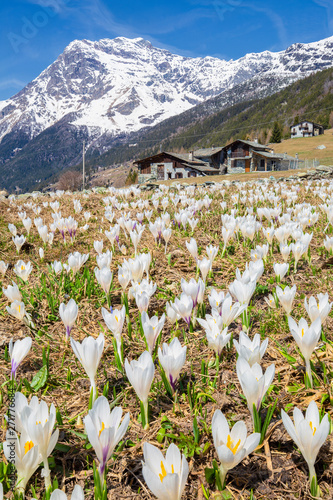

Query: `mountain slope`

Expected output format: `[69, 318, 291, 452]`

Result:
[2, 35, 333, 191]
[80, 66, 333, 173]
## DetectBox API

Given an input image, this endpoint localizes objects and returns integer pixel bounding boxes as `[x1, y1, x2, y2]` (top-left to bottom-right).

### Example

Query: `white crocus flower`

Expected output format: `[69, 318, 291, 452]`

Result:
[118, 264, 131, 292]
[208, 289, 226, 315]
[304, 293, 333, 324]
[94, 266, 113, 295]
[70, 333, 104, 403]
[50, 485, 85, 500]
[324, 235, 333, 254]
[96, 250, 112, 270]
[205, 325, 231, 358]
[8, 223, 17, 236]
[180, 278, 205, 308]
[22, 217, 32, 235]
[9, 337, 32, 379]
[290, 241, 307, 271]
[166, 301, 181, 324]
[130, 227, 144, 255]
[185, 238, 198, 262]
[171, 294, 193, 328]
[23, 398, 59, 489]
[38, 225, 48, 245]
[281, 401, 330, 484]
[59, 299, 78, 340]
[13, 234, 26, 253]
[212, 409, 260, 486]
[39, 247, 44, 260]
[50, 261, 63, 275]
[0, 260, 9, 275]
[142, 442, 189, 500]
[3, 428, 41, 494]
[229, 279, 256, 306]
[135, 290, 150, 313]
[3, 281, 22, 302]
[288, 316, 321, 387]
[6, 300, 26, 321]
[102, 306, 125, 361]
[67, 252, 89, 274]
[206, 244, 218, 269]
[279, 243, 290, 263]
[264, 293, 277, 309]
[234, 332, 268, 366]
[198, 257, 211, 283]
[141, 311, 165, 354]
[273, 262, 289, 281]
[128, 256, 145, 283]
[14, 260, 33, 281]
[125, 351, 155, 424]
[93, 240, 104, 255]
[84, 396, 130, 478]
[276, 285, 296, 316]
[158, 338, 187, 393]
[220, 295, 247, 328]
[162, 228, 172, 254]
[236, 357, 275, 426]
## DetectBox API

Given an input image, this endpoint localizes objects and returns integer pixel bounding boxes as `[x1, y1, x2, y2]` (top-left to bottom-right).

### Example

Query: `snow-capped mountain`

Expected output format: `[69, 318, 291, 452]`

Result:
[1, 35, 333, 146]
[1, 34, 333, 193]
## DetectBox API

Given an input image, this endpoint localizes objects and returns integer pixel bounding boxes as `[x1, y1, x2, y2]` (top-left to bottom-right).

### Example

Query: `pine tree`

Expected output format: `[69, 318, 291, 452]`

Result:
[270, 122, 282, 143]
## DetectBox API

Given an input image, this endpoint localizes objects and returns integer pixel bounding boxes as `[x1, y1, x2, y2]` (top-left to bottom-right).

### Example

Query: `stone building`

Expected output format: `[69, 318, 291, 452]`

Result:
[135, 150, 221, 183]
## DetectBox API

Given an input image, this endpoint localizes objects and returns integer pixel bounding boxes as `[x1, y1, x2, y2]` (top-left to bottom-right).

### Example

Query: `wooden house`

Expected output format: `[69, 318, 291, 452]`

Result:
[134, 150, 221, 183]
[222, 139, 299, 172]
[290, 121, 324, 138]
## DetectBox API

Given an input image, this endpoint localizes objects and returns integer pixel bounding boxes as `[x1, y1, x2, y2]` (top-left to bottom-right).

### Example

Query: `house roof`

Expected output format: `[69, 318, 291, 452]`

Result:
[164, 152, 207, 165]
[253, 151, 297, 161]
[290, 121, 324, 129]
[223, 139, 269, 151]
[182, 163, 220, 173]
[134, 151, 205, 166]
[193, 147, 224, 157]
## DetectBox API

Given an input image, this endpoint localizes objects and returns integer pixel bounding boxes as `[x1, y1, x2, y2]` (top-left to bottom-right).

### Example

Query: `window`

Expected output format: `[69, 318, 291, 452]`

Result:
[140, 164, 151, 174]
[188, 171, 196, 177]
[175, 172, 183, 179]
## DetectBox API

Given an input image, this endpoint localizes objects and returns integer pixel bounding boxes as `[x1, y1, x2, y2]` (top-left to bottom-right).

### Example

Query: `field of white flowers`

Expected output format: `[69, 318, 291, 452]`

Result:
[0, 178, 333, 500]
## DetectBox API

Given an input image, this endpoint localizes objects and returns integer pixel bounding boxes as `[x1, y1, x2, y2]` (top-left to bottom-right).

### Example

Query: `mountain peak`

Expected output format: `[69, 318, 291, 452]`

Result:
[1, 34, 333, 191]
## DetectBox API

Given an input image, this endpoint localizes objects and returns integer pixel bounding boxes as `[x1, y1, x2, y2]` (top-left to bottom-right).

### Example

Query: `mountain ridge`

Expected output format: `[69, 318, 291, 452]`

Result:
[1, 35, 333, 191]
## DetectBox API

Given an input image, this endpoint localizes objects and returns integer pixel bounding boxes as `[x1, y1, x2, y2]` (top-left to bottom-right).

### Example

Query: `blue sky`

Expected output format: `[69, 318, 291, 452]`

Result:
[0, 0, 332, 100]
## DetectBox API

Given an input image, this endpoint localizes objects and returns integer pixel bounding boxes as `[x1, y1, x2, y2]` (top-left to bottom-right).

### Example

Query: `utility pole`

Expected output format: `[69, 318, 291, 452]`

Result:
[82, 140, 85, 191]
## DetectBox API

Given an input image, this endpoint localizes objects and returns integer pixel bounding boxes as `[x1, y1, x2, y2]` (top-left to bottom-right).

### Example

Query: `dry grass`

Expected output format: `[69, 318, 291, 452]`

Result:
[0, 180, 333, 500]
[89, 165, 131, 188]
[270, 128, 333, 165]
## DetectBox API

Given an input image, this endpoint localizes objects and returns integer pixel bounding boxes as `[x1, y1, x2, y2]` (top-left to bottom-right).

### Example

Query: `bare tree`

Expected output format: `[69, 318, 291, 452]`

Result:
[57, 171, 83, 191]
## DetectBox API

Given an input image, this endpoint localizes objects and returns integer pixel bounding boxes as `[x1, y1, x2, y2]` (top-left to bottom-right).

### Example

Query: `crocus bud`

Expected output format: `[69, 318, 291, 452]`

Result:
[59, 299, 78, 340]
[9, 337, 32, 379]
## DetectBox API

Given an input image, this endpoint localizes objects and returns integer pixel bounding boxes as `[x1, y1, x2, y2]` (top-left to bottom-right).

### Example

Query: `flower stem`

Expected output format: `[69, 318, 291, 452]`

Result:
[306, 359, 313, 388]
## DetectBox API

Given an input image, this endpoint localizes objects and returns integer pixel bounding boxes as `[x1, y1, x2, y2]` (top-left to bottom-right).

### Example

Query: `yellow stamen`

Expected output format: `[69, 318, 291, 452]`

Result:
[309, 422, 316, 435]
[159, 461, 167, 482]
[24, 440, 34, 454]
[21, 265, 25, 271]
[99, 422, 105, 437]
[226, 434, 241, 455]
[301, 328, 305, 337]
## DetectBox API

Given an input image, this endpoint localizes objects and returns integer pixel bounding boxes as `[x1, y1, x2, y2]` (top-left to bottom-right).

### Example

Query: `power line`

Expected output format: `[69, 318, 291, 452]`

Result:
[134, 102, 333, 145]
